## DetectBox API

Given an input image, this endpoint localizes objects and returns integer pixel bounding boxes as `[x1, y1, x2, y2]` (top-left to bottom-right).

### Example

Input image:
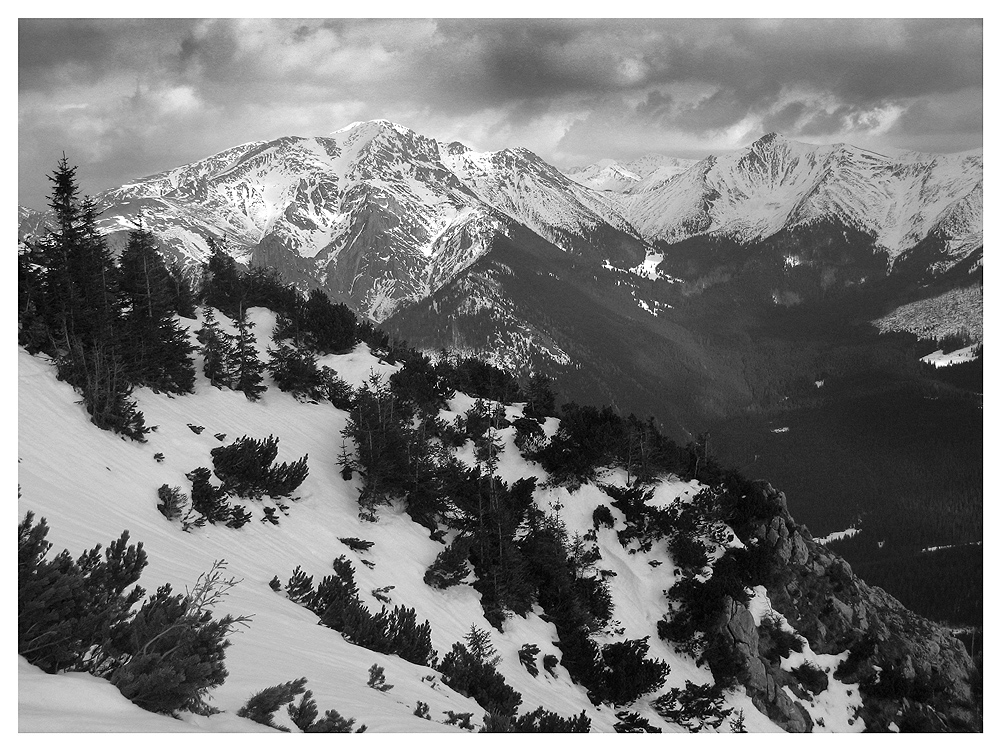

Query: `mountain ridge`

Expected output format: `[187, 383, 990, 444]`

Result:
[18, 122, 983, 325]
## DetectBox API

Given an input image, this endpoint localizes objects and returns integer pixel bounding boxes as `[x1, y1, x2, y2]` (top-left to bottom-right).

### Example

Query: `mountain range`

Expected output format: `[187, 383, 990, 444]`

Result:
[17, 123, 984, 731]
[18, 121, 984, 441]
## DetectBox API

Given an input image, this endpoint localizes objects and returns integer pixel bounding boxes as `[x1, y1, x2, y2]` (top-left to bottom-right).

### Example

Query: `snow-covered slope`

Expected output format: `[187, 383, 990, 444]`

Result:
[872, 284, 983, 343]
[19, 308, 873, 733]
[565, 155, 698, 193]
[608, 135, 982, 267]
[440, 144, 649, 265]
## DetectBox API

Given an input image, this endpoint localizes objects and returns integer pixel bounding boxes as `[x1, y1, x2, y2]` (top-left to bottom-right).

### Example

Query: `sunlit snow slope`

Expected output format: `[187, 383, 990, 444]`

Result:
[18, 309, 862, 732]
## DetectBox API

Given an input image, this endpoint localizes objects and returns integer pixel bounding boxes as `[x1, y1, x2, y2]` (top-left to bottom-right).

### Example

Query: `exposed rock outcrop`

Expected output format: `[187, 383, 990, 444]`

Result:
[718, 482, 980, 732]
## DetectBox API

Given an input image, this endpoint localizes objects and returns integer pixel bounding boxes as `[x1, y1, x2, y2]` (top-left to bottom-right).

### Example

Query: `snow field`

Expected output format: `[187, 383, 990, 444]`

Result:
[19, 306, 794, 732]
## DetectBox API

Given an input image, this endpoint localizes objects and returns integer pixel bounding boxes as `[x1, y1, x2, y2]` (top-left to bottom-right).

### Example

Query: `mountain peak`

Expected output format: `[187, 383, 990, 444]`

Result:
[750, 132, 787, 150]
[331, 119, 416, 139]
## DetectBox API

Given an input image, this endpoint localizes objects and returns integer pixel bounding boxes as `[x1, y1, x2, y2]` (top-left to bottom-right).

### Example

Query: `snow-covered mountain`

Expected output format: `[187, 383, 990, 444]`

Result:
[24, 120, 649, 321]
[565, 154, 698, 192]
[576, 134, 982, 271]
[18, 124, 982, 325]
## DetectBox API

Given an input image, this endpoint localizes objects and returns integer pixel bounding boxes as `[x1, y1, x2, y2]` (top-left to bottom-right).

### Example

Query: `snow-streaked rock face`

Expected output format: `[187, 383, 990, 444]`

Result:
[18, 123, 981, 327]
[21, 120, 652, 322]
[96, 123, 515, 321]
[580, 134, 982, 270]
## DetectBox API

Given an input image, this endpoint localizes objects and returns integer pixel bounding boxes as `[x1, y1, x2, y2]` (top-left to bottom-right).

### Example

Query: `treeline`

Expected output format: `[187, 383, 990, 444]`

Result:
[17, 158, 395, 439]
[18, 158, 197, 438]
[339, 339, 762, 706]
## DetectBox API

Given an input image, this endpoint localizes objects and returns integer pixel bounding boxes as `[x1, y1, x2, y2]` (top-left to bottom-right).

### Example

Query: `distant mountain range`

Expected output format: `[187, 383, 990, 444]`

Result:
[18, 121, 984, 436]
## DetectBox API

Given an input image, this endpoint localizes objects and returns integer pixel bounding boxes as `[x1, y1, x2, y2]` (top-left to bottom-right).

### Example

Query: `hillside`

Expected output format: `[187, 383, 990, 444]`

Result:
[18, 304, 979, 732]
[17, 310, 773, 732]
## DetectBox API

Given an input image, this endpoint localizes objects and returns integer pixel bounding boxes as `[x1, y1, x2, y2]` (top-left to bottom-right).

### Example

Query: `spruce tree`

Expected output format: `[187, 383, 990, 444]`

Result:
[166, 261, 198, 318]
[233, 317, 267, 401]
[31, 157, 148, 440]
[118, 220, 195, 393]
[202, 236, 245, 317]
[464, 624, 502, 667]
[524, 372, 556, 419]
[197, 307, 237, 388]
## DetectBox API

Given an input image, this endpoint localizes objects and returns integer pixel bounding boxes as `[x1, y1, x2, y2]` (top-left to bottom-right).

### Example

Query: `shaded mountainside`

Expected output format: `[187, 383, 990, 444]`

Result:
[385, 225, 753, 438]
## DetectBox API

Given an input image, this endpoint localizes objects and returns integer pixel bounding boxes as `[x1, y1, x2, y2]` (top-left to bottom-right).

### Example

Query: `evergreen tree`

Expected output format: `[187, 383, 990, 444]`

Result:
[202, 237, 244, 318]
[117, 220, 195, 393]
[233, 317, 267, 401]
[302, 288, 356, 353]
[342, 373, 414, 514]
[18, 242, 49, 352]
[166, 261, 198, 318]
[523, 372, 556, 419]
[31, 157, 147, 440]
[464, 624, 502, 667]
[197, 307, 237, 388]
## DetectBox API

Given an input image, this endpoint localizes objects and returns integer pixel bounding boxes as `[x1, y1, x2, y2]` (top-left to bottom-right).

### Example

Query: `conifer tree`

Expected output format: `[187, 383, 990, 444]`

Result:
[197, 307, 237, 388]
[464, 623, 502, 667]
[203, 236, 244, 318]
[524, 372, 556, 419]
[28, 157, 157, 440]
[166, 261, 198, 318]
[118, 220, 195, 393]
[233, 317, 267, 401]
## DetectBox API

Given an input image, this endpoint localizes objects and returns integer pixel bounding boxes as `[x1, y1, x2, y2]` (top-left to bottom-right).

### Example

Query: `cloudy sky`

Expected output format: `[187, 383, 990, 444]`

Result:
[18, 17, 983, 209]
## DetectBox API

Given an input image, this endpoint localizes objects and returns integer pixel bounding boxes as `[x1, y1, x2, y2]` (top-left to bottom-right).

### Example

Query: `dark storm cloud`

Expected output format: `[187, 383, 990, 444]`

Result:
[18, 18, 983, 209]
[19, 19, 199, 91]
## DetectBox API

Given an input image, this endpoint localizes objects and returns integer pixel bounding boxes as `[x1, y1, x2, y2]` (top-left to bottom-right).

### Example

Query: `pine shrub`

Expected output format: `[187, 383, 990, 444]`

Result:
[792, 661, 829, 696]
[286, 689, 318, 731]
[592, 504, 615, 529]
[367, 663, 393, 692]
[284, 565, 315, 609]
[651, 681, 732, 732]
[267, 342, 354, 407]
[613, 711, 662, 733]
[440, 642, 522, 717]
[308, 708, 367, 733]
[482, 708, 590, 733]
[18, 512, 147, 674]
[511, 707, 590, 732]
[210, 435, 308, 499]
[104, 562, 250, 714]
[156, 484, 187, 521]
[226, 504, 253, 529]
[236, 677, 307, 731]
[338, 537, 375, 553]
[443, 710, 475, 730]
[424, 538, 471, 589]
[186, 467, 232, 524]
[518, 643, 540, 677]
[599, 637, 671, 706]
[759, 613, 805, 661]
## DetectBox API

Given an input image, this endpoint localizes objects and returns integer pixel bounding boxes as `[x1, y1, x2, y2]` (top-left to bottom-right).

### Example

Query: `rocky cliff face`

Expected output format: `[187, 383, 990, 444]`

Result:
[717, 483, 980, 732]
